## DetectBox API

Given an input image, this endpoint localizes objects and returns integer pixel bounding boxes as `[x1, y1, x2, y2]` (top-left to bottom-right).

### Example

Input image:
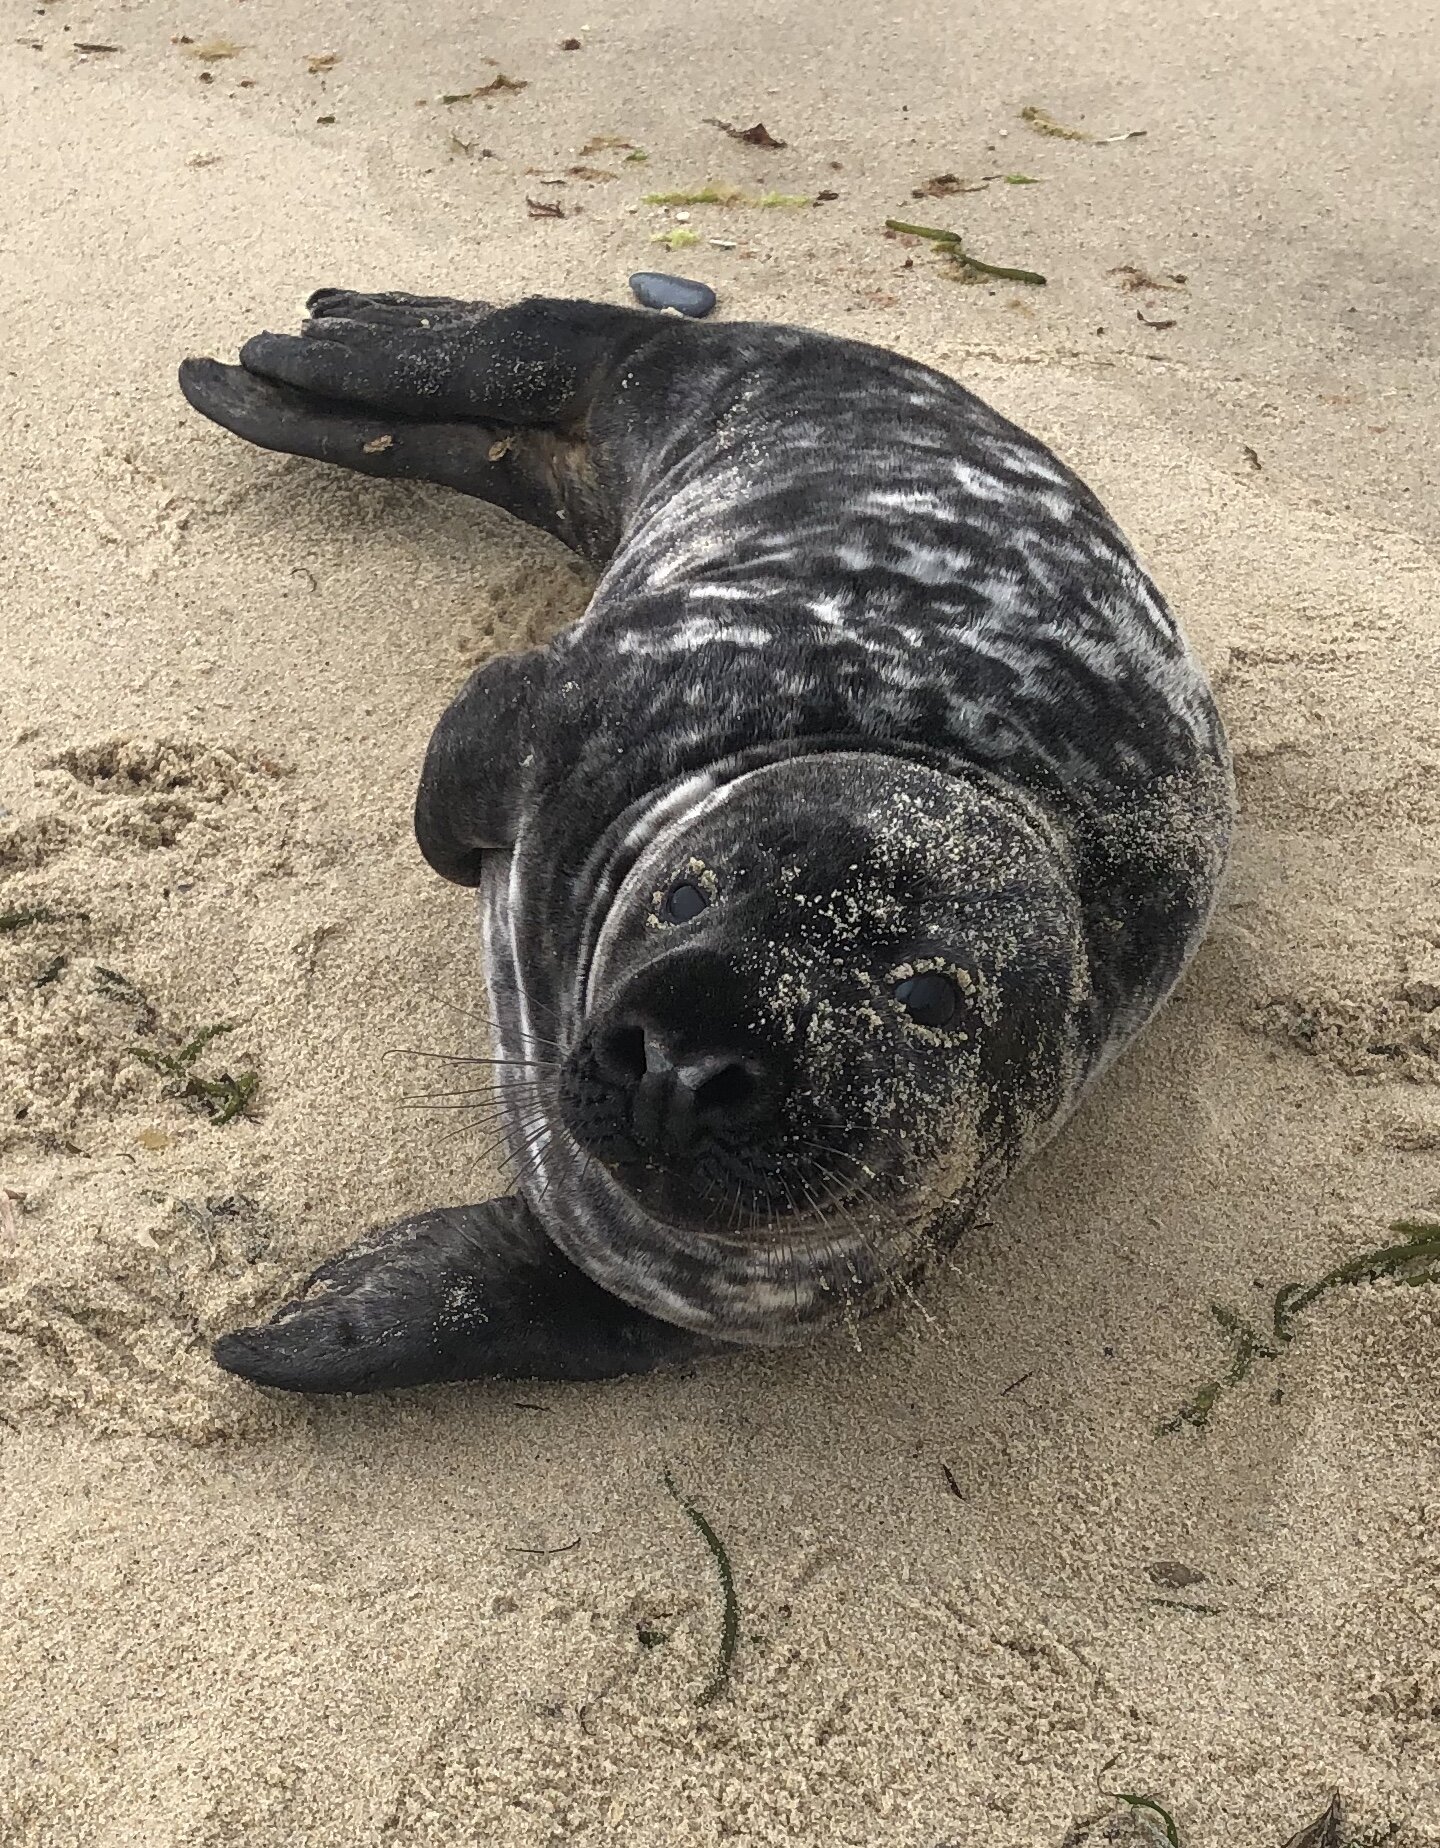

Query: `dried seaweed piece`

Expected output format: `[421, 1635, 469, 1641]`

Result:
[1241, 444, 1262, 471]
[650, 227, 702, 250]
[1147, 1561, 1206, 1589]
[442, 73, 527, 102]
[1020, 104, 1145, 143]
[1137, 310, 1177, 328]
[75, 42, 121, 53]
[0, 906, 58, 933]
[1109, 264, 1187, 292]
[1113, 1795, 1181, 1846]
[526, 195, 566, 218]
[883, 218, 1046, 285]
[580, 134, 635, 152]
[182, 37, 242, 62]
[560, 37, 582, 50]
[644, 181, 810, 207]
[567, 164, 615, 181]
[1273, 1218, 1440, 1339]
[664, 1470, 739, 1705]
[1280, 1794, 1342, 1848]
[704, 118, 787, 149]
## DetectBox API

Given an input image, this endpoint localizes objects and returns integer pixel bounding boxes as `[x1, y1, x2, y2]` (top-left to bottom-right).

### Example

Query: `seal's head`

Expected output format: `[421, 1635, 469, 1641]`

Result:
[558, 754, 1093, 1276]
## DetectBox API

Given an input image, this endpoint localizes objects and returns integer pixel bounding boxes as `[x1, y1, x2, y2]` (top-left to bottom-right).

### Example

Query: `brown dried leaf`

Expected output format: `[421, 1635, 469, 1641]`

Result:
[912, 172, 988, 198]
[704, 117, 787, 149]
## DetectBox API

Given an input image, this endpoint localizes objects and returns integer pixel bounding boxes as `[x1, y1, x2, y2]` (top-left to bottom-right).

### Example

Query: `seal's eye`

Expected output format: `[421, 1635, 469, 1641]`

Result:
[894, 972, 958, 1028]
[664, 881, 709, 924]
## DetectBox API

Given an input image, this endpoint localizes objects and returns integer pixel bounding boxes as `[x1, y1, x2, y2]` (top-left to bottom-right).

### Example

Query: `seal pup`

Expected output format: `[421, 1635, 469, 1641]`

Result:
[179, 290, 1233, 1392]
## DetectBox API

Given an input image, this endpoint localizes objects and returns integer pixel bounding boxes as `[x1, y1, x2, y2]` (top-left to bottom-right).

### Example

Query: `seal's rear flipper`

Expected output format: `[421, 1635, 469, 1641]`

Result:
[178, 357, 572, 538]
[236, 289, 662, 429]
[212, 1196, 713, 1392]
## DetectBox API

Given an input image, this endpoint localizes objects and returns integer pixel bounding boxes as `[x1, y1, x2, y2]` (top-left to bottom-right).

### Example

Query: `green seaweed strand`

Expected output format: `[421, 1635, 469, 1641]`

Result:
[663, 1469, 739, 1706]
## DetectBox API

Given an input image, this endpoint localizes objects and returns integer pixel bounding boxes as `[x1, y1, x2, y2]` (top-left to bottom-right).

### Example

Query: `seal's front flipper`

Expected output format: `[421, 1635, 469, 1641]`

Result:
[414, 649, 550, 881]
[236, 290, 664, 431]
[212, 1196, 712, 1393]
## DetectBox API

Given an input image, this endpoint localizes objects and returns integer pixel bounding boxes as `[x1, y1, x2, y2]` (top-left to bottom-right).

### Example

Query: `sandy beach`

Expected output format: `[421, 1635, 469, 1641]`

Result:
[2, 2, 1438, 1843]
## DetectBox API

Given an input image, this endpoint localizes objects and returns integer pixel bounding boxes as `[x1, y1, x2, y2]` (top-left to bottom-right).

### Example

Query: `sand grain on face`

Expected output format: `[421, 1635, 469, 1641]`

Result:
[2, 2, 1440, 1844]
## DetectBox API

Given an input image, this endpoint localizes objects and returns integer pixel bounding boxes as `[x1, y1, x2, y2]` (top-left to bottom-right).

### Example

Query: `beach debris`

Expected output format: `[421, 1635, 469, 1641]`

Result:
[1147, 1561, 1207, 1590]
[625, 149, 650, 163]
[1161, 1218, 1440, 1433]
[1241, 444, 1262, 470]
[93, 965, 159, 1033]
[884, 217, 1046, 285]
[133, 1020, 258, 1125]
[649, 228, 702, 251]
[1137, 310, 1177, 328]
[0, 905, 58, 933]
[560, 36, 583, 50]
[1281, 1795, 1343, 1848]
[75, 42, 121, 54]
[704, 118, 787, 148]
[581, 134, 635, 152]
[306, 52, 339, 73]
[441, 73, 527, 103]
[361, 434, 394, 454]
[940, 1462, 964, 1499]
[568, 164, 616, 181]
[1003, 173, 1040, 183]
[663, 1469, 739, 1704]
[1112, 1794, 1181, 1846]
[526, 195, 567, 218]
[816, 188, 839, 201]
[644, 183, 810, 207]
[913, 173, 988, 198]
[1020, 104, 1146, 143]
[34, 954, 67, 988]
[1109, 264, 1187, 292]
[316, 114, 336, 125]
[181, 37, 242, 62]
[630, 271, 716, 316]
[91, 967, 258, 1124]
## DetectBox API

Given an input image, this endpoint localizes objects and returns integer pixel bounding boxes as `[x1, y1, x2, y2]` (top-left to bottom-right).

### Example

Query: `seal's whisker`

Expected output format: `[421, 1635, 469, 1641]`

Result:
[427, 994, 565, 1050]
[382, 1047, 557, 1070]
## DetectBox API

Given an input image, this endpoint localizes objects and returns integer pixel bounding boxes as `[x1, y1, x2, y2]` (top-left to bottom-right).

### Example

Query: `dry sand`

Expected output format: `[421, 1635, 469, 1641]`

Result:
[2, 2, 1439, 1844]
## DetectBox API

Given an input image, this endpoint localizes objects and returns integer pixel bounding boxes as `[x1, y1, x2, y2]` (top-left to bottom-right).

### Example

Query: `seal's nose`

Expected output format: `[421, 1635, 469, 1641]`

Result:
[594, 1021, 761, 1155]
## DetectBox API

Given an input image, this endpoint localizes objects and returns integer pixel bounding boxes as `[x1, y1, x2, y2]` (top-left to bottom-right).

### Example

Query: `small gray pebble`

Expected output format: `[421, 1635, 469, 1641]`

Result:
[628, 271, 717, 319]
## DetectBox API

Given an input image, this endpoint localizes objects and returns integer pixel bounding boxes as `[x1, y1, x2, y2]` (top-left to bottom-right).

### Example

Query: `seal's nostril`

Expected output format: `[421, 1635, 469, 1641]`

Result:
[691, 1062, 757, 1119]
[595, 1023, 647, 1085]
